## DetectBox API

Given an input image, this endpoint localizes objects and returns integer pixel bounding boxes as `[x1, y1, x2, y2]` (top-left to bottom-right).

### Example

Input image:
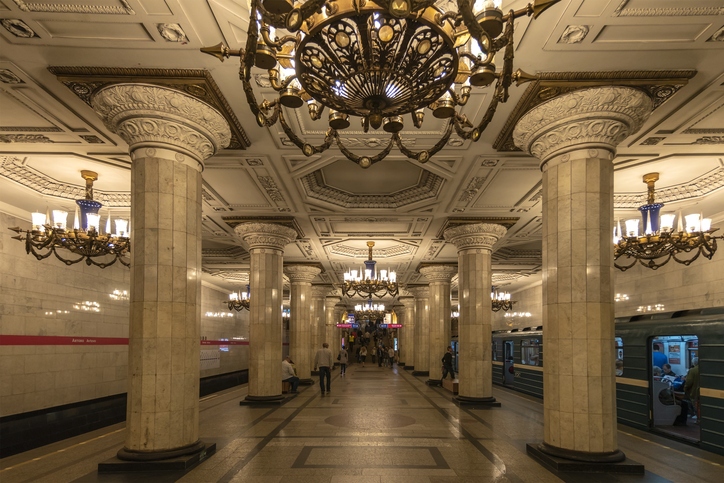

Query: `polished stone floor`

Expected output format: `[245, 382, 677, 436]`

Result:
[1, 364, 722, 483]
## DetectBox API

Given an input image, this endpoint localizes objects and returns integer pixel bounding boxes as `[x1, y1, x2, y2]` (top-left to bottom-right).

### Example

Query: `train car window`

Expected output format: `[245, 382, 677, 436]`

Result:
[521, 338, 540, 366]
[615, 337, 623, 376]
[492, 341, 498, 361]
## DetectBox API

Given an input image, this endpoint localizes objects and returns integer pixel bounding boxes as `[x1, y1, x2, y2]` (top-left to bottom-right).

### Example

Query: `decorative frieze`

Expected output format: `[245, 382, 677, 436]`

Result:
[443, 223, 507, 251]
[234, 222, 298, 251]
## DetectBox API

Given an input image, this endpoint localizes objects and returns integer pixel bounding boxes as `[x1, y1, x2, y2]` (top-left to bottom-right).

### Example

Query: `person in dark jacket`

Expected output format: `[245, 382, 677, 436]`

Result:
[441, 346, 455, 383]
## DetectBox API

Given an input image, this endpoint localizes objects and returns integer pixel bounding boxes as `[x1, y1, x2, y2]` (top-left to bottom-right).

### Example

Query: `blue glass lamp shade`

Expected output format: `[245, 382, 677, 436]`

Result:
[638, 202, 663, 234]
[76, 199, 103, 230]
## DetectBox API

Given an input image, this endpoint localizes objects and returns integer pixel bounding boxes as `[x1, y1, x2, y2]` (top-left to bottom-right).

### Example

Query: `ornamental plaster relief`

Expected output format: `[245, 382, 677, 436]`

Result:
[419, 265, 457, 283]
[284, 265, 321, 283]
[91, 84, 230, 162]
[513, 87, 652, 163]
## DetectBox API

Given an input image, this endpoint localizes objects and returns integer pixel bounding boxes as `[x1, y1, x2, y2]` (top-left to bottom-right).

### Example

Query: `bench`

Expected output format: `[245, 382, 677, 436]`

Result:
[442, 378, 459, 394]
[282, 381, 291, 394]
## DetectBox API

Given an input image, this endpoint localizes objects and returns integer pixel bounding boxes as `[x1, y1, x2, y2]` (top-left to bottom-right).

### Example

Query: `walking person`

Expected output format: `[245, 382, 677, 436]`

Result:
[388, 346, 396, 368]
[314, 342, 334, 395]
[441, 346, 455, 383]
[359, 346, 368, 367]
[338, 346, 349, 376]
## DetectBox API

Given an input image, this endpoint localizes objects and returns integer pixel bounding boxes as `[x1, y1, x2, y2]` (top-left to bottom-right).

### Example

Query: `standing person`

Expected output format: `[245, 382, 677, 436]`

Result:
[388, 346, 396, 368]
[314, 342, 334, 395]
[377, 345, 384, 367]
[281, 356, 299, 393]
[338, 346, 349, 376]
[653, 343, 668, 369]
[685, 357, 701, 420]
[441, 346, 455, 383]
[359, 346, 368, 367]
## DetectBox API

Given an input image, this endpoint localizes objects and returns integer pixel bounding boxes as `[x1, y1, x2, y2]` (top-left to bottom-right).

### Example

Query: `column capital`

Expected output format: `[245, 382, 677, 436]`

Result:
[398, 296, 416, 309]
[284, 265, 321, 283]
[419, 265, 457, 283]
[444, 223, 507, 251]
[513, 86, 652, 164]
[326, 295, 342, 305]
[409, 286, 430, 299]
[234, 222, 297, 250]
[91, 84, 231, 165]
[312, 286, 332, 298]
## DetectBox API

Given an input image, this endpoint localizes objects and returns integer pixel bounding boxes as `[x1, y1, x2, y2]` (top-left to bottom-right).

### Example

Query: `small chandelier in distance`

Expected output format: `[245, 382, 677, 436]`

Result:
[200, 0, 560, 168]
[227, 285, 251, 311]
[613, 172, 721, 271]
[354, 300, 386, 320]
[8, 170, 130, 269]
[342, 241, 398, 298]
[491, 288, 514, 312]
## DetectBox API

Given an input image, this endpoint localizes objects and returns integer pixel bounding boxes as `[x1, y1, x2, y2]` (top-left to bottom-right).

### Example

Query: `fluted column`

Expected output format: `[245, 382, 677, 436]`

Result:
[284, 265, 321, 385]
[444, 224, 506, 406]
[328, 300, 343, 353]
[514, 86, 652, 465]
[310, 287, 327, 373]
[92, 84, 229, 461]
[324, 295, 341, 353]
[419, 266, 457, 385]
[410, 287, 430, 377]
[399, 296, 416, 370]
[234, 223, 297, 404]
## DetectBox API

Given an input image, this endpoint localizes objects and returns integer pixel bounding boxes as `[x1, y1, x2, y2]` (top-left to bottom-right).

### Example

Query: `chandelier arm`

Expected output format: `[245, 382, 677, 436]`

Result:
[394, 119, 454, 161]
[259, 26, 298, 50]
[334, 132, 395, 167]
[497, 13, 516, 103]
[457, 0, 486, 54]
[278, 111, 334, 154]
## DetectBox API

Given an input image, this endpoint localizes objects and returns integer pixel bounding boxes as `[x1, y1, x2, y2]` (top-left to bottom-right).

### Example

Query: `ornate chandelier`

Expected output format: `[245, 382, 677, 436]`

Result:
[8, 170, 130, 269]
[491, 288, 513, 312]
[227, 285, 251, 311]
[613, 173, 721, 271]
[354, 300, 386, 320]
[342, 241, 398, 298]
[200, 0, 560, 168]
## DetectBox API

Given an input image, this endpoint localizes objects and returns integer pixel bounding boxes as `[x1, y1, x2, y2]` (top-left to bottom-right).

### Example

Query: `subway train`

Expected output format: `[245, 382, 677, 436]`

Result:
[490, 306, 724, 455]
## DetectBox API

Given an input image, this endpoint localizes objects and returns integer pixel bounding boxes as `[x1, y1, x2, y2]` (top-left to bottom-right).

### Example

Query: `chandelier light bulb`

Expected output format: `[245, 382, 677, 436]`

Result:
[684, 213, 701, 233]
[53, 210, 68, 230]
[702, 218, 712, 232]
[31, 212, 46, 231]
[86, 213, 101, 233]
[115, 219, 128, 237]
[659, 213, 675, 232]
[625, 219, 639, 238]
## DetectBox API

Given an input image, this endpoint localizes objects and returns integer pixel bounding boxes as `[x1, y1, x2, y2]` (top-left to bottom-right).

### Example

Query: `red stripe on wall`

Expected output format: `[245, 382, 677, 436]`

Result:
[0, 335, 129, 346]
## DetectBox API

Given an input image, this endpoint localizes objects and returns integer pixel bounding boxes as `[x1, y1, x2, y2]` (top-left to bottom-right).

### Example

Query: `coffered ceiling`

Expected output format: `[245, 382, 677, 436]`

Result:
[1, 0, 723, 305]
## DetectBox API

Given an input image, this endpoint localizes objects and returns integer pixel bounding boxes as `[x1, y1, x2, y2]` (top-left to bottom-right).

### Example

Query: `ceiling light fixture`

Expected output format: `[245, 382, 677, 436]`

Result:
[8, 170, 130, 269]
[491, 288, 513, 312]
[227, 285, 251, 311]
[201, 0, 559, 168]
[342, 241, 398, 298]
[354, 299, 386, 320]
[613, 173, 721, 271]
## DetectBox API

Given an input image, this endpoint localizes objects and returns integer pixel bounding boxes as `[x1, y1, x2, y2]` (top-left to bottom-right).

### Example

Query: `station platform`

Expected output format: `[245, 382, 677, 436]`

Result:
[1, 364, 721, 483]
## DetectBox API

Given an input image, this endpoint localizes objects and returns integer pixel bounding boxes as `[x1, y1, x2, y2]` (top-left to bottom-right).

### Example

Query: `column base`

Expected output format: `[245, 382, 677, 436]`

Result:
[99, 440, 215, 472]
[453, 395, 501, 408]
[411, 370, 429, 377]
[426, 379, 442, 386]
[527, 443, 643, 474]
[299, 378, 315, 386]
[403, 365, 414, 371]
[239, 394, 290, 406]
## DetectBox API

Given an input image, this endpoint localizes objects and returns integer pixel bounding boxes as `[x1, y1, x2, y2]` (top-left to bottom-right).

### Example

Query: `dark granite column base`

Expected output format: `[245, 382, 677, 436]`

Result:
[453, 395, 501, 407]
[403, 365, 414, 371]
[527, 443, 644, 474]
[426, 379, 442, 386]
[99, 441, 215, 472]
[412, 370, 429, 377]
[299, 378, 314, 386]
[239, 394, 291, 406]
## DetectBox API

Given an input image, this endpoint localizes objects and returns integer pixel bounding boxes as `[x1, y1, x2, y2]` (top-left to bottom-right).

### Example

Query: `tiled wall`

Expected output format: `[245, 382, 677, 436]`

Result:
[0, 211, 130, 416]
[0, 211, 250, 417]
[492, 282, 543, 332]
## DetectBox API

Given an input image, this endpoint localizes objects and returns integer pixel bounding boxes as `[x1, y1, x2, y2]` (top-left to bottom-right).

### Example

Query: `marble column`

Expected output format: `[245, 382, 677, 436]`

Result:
[284, 265, 321, 385]
[323, 295, 341, 354]
[444, 223, 506, 406]
[399, 296, 416, 370]
[411, 287, 430, 377]
[419, 266, 457, 385]
[92, 84, 229, 462]
[310, 287, 327, 373]
[234, 223, 297, 404]
[514, 87, 651, 465]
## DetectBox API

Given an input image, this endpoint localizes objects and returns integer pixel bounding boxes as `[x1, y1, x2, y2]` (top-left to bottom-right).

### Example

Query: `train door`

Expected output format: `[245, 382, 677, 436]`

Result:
[650, 335, 699, 443]
[503, 340, 515, 385]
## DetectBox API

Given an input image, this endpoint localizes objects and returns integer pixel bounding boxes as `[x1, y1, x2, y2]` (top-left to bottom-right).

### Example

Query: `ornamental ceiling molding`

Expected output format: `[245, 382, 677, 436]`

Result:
[300, 169, 444, 209]
[12, 0, 135, 14]
[494, 70, 696, 152]
[201, 246, 249, 260]
[613, 0, 723, 17]
[614, 164, 724, 209]
[684, 103, 724, 135]
[327, 243, 414, 259]
[203, 269, 249, 283]
[491, 247, 542, 265]
[47, 66, 250, 149]
[0, 155, 131, 207]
